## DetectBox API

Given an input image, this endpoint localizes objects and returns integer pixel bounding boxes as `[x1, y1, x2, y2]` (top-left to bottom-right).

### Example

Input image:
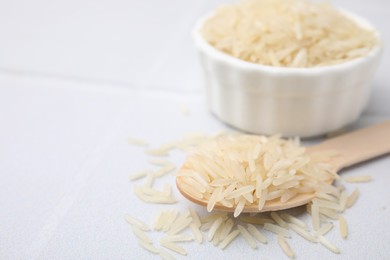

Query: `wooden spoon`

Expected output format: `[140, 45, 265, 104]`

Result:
[176, 121, 390, 213]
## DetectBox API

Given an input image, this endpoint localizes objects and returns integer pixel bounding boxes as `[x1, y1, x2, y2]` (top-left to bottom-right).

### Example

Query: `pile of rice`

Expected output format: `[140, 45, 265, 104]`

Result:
[127, 132, 371, 258]
[201, 0, 378, 67]
[178, 134, 338, 217]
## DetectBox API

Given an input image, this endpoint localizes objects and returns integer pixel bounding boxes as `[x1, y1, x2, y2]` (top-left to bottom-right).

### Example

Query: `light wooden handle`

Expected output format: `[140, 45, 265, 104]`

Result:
[309, 121, 390, 171]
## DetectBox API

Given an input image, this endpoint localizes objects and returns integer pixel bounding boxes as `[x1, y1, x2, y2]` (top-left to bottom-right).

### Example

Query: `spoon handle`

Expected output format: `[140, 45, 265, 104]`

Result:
[309, 121, 390, 171]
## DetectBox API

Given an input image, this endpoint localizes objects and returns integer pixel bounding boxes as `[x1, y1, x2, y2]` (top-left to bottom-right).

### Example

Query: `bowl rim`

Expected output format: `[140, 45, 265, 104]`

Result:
[193, 8, 383, 75]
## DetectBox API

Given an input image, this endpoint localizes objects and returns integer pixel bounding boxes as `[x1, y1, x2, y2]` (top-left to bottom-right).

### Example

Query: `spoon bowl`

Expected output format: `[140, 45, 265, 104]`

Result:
[176, 121, 390, 213]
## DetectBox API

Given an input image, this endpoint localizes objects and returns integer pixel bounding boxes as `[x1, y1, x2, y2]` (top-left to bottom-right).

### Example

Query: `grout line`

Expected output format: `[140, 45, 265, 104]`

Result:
[0, 67, 135, 90]
[0, 67, 202, 95]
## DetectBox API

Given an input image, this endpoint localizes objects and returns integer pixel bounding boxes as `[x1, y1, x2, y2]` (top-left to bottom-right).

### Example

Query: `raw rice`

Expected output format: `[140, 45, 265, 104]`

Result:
[134, 187, 177, 204]
[180, 134, 337, 216]
[160, 234, 194, 242]
[338, 215, 348, 239]
[202, 0, 377, 68]
[237, 225, 258, 249]
[179, 103, 190, 116]
[162, 210, 179, 232]
[264, 223, 291, 238]
[240, 215, 274, 225]
[247, 224, 268, 244]
[190, 223, 203, 244]
[289, 224, 315, 243]
[128, 170, 150, 181]
[128, 137, 149, 147]
[344, 175, 372, 183]
[156, 164, 177, 177]
[316, 223, 334, 237]
[339, 191, 348, 212]
[145, 148, 169, 157]
[280, 213, 308, 231]
[207, 217, 224, 241]
[160, 240, 187, 256]
[189, 207, 202, 227]
[125, 215, 150, 231]
[311, 202, 320, 231]
[219, 219, 235, 242]
[318, 236, 340, 254]
[126, 131, 373, 258]
[277, 235, 295, 258]
[132, 226, 152, 244]
[346, 188, 360, 208]
[158, 248, 176, 260]
[138, 240, 159, 254]
[168, 217, 192, 235]
[270, 212, 288, 229]
[152, 211, 164, 231]
[219, 229, 241, 249]
[143, 173, 155, 187]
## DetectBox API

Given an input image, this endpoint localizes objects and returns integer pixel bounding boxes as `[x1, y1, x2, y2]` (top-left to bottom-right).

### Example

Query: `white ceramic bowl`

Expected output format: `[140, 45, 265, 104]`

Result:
[193, 11, 383, 138]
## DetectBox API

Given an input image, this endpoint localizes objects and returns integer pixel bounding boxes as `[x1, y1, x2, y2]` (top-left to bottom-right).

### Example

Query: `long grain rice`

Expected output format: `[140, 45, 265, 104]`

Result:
[127, 130, 371, 258]
[132, 226, 152, 244]
[128, 137, 149, 147]
[162, 210, 179, 232]
[202, 0, 378, 69]
[207, 217, 224, 241]
[125, 215, 150, 231]
[134, 187, 177, 204]
[219, 219, 235, 242]
[158, 248, 176, 260]
[280, 213, 308, 231]
[138, 240, 159, 254]
[316, 223, 334, 237]
[180, 134, 338, 218]
[247, 224, 268, 244]
[190, 223, 203, 244]
[144, 173, 155, 188]
[270, 212, 288, 229]
[240, 215, 274, 225]
[168, 217, 192, 235]
[155, 164, 177, 177]
[129, 170, 151, 181]
[237, 225, 257, 249]
[160, 234, 194, 242]
[189, 207, 202, 227]
[344, 175, 372, 183]
[346, 188, 360, 208]
[311, 202, 320, 231]
[219, 229, 240, 249]
[264, 223, 291, 238]
[289, 224, 315, 243]
[160, 240, 187, 256]
[277, 235, 295, 258]
[144, 148, 170, 157]
[318, 236, 340, 254]
[338, 215, 348, 239]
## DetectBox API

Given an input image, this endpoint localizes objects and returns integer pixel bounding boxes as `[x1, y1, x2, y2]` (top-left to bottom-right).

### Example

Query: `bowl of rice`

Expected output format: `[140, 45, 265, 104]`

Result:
[193, 0, 383, 137]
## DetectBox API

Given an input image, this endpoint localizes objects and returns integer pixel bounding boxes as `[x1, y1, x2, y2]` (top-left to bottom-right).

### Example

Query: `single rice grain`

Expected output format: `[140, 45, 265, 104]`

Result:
[247, 224, 268, 244]
[338, 215, 348, 239]
[219, 229, 241, 249]
[277, 235, 295, 258]
[237, 225, 258, 249]
[318, 236, 340, 254]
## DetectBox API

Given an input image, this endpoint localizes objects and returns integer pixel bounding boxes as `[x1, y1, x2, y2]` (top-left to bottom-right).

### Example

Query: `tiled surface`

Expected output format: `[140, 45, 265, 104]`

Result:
[0, 0, 389, 259]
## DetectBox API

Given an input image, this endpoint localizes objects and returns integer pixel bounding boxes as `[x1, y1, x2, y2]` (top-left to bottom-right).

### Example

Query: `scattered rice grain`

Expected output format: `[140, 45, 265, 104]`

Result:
[277, 235, 295, 258]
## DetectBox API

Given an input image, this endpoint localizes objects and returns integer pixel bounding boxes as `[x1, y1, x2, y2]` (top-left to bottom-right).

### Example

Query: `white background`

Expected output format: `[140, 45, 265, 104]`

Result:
[0, 0, 389, 259]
